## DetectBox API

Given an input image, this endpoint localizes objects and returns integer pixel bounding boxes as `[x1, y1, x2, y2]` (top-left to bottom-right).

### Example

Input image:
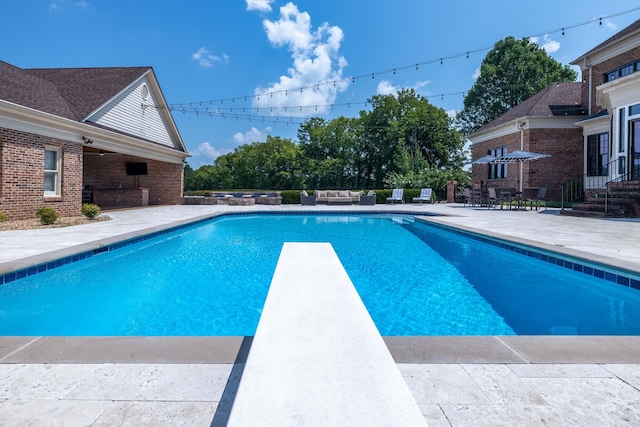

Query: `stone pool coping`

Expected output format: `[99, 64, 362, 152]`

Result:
[1, 206, 640, 365]
[2, 335, 640, 365]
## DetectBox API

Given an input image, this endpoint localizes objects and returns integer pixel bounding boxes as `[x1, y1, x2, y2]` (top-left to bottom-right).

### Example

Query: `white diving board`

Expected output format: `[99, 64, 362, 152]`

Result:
[227, 242, 427, 426]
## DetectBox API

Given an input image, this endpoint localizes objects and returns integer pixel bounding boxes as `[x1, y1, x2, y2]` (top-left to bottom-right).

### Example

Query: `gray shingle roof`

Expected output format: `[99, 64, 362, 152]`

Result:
[0, 60, 150, 121]
[572, 18, 640, 64]
[473, 82, 584, 134]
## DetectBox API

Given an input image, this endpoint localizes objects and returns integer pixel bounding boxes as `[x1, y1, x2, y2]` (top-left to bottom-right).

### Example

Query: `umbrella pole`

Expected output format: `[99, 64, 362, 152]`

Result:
[519, 163, 523, 193]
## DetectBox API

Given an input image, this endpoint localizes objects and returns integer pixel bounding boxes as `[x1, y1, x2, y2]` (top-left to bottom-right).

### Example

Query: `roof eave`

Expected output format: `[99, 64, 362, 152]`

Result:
[571, 23, 640, 65]
[80, 68, 188, 154]
[0, 99, 190, 164]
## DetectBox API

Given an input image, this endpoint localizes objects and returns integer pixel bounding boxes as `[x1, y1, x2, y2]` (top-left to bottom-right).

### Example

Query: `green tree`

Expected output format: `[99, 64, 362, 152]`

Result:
[456, 36, 577, 135]
[217, 136, 303, 189]
[360, 89, 467, 188]
[297, 116, 361, 189]
[183, 163, 195, 191]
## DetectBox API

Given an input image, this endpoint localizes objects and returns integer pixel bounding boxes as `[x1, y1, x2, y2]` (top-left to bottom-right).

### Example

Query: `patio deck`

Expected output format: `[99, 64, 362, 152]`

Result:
[0, 204, 639, 425]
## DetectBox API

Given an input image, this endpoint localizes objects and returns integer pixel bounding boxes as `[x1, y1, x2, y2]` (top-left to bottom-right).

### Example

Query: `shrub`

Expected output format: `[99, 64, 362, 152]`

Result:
[0, 212, 6, 222]
[280, 190, 302, 204]
[81, 203, 101, 219]
[35, 206, 59, 225]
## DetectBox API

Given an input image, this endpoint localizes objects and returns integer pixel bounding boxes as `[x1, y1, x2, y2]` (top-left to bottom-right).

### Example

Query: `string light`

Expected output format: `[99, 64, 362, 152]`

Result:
[168, 6, 640, 123]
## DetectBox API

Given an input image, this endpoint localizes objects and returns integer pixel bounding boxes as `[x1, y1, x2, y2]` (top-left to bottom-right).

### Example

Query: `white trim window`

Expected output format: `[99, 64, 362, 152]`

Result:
[44, 147, 62, 197]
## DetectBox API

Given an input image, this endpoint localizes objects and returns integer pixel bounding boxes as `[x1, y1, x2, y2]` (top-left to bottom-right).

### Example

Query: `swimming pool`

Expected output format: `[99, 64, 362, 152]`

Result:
[1, 213, 639, 336]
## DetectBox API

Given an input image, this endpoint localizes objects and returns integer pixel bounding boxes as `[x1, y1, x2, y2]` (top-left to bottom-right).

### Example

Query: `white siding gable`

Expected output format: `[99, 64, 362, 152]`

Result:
[85, 76, 178, 149]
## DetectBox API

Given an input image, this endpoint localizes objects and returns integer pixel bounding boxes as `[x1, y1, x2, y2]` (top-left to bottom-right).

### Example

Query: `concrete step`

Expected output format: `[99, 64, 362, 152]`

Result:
[560, 209, 606, 218]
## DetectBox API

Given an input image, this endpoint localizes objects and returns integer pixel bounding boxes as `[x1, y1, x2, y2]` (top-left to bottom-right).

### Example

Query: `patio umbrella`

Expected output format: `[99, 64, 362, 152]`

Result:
[489, 150, 551, 164]
[470, 154, 498, 165]
[490, 150, 551, 192]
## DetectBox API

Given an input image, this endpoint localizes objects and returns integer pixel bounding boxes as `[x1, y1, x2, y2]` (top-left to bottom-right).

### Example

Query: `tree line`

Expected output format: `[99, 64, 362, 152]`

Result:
[185, 89, 469, 196]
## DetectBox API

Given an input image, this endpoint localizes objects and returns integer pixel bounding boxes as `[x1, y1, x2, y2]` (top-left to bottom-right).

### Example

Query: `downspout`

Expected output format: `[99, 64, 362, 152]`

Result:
[585, 58, 593, 116]
[519, 121, 525, 192]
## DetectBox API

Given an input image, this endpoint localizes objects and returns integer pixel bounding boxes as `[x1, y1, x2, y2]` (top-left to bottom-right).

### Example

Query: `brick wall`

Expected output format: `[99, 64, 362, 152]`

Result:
[581, 46, 640, 113]
[472, 127, 583, 201]
[0, 127, 83, 220]
[473, 132, 521, 190]
[83, 153, 183, 207]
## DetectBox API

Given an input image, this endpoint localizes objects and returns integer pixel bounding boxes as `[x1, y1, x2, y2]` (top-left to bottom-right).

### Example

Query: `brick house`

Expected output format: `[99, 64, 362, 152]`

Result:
[469, 82, 585, 201]
[572, 19, 640, 192]
[470, 19, 640, 202]
[0, 61, 189, 220]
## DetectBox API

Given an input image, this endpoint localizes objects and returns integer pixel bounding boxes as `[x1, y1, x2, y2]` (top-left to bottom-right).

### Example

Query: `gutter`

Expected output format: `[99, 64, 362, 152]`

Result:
[0, 99, 190, 164]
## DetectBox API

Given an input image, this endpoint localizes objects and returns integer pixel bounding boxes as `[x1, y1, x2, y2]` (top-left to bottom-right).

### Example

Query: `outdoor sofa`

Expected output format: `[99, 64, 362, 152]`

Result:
[301, 190, 376, 205]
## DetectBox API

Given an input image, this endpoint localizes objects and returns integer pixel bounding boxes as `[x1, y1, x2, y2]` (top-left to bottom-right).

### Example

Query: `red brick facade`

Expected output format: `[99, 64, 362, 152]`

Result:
[472, 128, 583, 201]
[0, 127, 184, 220]
[83, 153, 184, 207]
[580, 46, 640, 114]
[0, 127, 83, 220]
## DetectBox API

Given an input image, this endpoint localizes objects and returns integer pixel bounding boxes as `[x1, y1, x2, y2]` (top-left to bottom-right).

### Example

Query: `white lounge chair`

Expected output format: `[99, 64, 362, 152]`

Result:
[412, 188, 433, 204]
[386, 188, 404, 204]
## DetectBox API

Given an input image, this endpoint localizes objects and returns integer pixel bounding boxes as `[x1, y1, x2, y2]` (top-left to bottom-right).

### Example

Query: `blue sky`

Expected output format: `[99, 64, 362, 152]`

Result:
[2, 1, 640, 167]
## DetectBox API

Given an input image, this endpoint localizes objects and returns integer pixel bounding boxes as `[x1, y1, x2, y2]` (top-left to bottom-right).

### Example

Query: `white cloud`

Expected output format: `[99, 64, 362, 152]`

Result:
[605, 21, 617, 31]
[49, 0, 90, 11]
[253, 3, 349, 117]
[233, 127, 270, 144]
[192, 142, 229, 165]
[446, 109, 457, 119]
[192, 47, 228, 68]
[530, 35, 560, 54]
[472, 67, 481, 80]
[376, 79, 430, 96]
[246, 0, 273, 12]
[376, 80, 400, 95]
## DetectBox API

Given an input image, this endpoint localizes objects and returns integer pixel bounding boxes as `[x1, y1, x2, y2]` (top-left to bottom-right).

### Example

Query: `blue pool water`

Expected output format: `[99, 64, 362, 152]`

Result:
[1, 213, 639, 336]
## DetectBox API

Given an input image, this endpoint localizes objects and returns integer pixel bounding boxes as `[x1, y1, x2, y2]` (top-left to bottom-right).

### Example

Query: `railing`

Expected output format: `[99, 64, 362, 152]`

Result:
[561, 157, 640, 212]
[561, 177, 585, 209]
